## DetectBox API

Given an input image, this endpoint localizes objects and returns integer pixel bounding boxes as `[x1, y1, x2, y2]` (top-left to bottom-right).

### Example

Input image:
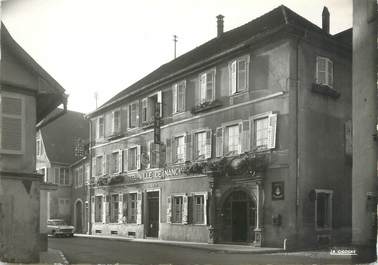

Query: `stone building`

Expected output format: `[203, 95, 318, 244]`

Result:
[86, 5, 352, 249]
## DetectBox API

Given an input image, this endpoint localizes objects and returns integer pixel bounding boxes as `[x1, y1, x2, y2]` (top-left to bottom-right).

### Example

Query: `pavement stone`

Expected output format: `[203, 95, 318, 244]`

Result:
[39, 248, 68, 264]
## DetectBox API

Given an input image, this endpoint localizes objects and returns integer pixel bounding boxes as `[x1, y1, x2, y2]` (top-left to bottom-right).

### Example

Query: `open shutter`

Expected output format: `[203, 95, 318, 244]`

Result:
[118, 194, 123, 223]
[136, 191, 142, 224]
[92, 157, 96, 177]
[187, 195, 193, 224]
[230, 61, 237, 94]
[182, 195, 188, 224]
[106, 154, 111, 175]
[172, 84, 178, 113]
[185, 133, 191, 162]
[205, 130, 212, 159]
[204, 193, 208, 225]
[150, 142, 156, 168]
[123, 149, 128, 172]
[91, 196, 95, 223]
[167, 195, 172, 224]
[102, 156, 106, 176]
[238, 123, 243, 154]
[200, 73, 207, 103]
[242, 120, 250, 153]
[216, 127, 223, 157]
[118, 150, 123, 173]
[166, 139, 172, 165]
[136, 145, 141, 170]
[102, 196, 107, 223]
[122, 194, 128, 223]
[267, 113, 278, 149]
[171, 137, 177, 163]
[328, 59, 333, 87]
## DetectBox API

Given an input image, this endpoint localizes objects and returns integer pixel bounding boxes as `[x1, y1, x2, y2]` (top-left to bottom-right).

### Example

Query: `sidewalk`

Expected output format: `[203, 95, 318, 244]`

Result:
[74, 233, 283, 254]
[39, 248, 68, 264]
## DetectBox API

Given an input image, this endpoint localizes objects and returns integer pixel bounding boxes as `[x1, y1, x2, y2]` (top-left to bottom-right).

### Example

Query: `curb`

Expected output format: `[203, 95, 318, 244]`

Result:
[73, 234, 284, 254]
[54, 248, 69, 264]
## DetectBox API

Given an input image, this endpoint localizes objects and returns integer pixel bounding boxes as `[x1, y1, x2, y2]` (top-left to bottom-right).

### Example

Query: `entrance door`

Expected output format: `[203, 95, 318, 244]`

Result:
[147, 192, 159, 237]
[75, 200, 83, 233]
[232, 201, 247, 242]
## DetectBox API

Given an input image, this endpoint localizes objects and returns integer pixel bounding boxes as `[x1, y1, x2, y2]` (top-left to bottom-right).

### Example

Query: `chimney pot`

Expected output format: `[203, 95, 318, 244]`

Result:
[322, 7, 330, 34]
[216, 14, 224, 37]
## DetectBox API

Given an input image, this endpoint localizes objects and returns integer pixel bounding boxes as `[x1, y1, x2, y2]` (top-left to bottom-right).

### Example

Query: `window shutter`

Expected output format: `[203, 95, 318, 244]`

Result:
[135, 101, 140, 127]
[172, 84, 178, 113]
[92, 157, 96, 177]
[316, 56, 326, 85]
[124, 106, 128, 131]
[185, 133, 192, 162]
[187, 195, 193, 224]
[122, 194, 128, 222]
[200, 73, 207, 103]
[103, 196, 107, 223]
[123, 149, 128, 172]
[171, 137, 177, 163]
[149, 142, 156, 168]
[101, 156, 106, 176]
[1, 96, 23, 152]
[267, 113, 278, 149]
[216, 127, 223, 157]
[230, 61, 237, 94]
[204, 193, 208, 225]
[182, 195, 188, 224]
[112, 111, 115, 133]
[166, 138, 172, 165]
[106, 154, 111, 175]
[237, 59, 247, 91]
[142, 98, 147, 123]
[242, 120, 250, 153]
[136, 145, 141, 170]
[118, 150, 123, 173]
[118, 194, 123, 223]
[136, 191, 142, 224]
[328, 59, 333, 87]
[205, 130, 212, 159]
[238, 123, 243, 154]
[91, 196, 95, 223]
[167, 195, 172, 224]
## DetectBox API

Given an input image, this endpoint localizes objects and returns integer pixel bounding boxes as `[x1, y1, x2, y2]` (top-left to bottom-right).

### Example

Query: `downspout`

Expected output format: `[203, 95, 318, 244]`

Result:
[36, 95, 68, 130]
[295, 36, 301, 246]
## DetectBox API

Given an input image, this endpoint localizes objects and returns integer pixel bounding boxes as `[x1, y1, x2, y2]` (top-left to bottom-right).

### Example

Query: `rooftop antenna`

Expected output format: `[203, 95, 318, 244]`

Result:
[94, 91, 98, 109]
[173, 35, 178, 59]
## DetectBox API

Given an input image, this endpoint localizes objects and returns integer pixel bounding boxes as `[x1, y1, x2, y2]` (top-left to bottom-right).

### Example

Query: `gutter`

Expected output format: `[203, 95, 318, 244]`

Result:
[36, 94, 68, 130]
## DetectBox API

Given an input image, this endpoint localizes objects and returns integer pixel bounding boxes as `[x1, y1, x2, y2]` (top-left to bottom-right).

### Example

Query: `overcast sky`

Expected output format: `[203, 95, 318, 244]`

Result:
[2, 0, 352, 114]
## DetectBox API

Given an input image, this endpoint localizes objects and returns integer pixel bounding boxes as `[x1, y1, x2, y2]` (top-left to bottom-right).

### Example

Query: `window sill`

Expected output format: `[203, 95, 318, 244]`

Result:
[107, 132, 124, 141]
[311, 83, 340, 99]
[191, 100, 222, 114]
[231, 90, 248, 97]
[315, 227, 332, 232]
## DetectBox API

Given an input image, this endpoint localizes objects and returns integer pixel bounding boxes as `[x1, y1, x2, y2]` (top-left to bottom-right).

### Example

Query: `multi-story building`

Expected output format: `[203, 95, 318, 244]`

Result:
[86, 5, 352, 249]
[0, 23, 66, 262]
[36, 110, 89, 224]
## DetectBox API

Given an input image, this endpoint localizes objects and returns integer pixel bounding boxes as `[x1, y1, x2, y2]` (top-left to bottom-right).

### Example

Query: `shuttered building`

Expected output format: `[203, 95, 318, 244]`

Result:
[86, 6, 352, 249]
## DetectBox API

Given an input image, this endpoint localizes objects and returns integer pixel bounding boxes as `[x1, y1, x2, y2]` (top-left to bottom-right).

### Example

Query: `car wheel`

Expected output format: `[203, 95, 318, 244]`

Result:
[70, 233, 74, 237]
[52, 231, 57, 237]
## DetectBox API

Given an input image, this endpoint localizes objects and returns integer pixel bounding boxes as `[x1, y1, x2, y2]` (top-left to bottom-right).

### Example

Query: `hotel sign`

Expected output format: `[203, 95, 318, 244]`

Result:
[125, 166, 187, 183]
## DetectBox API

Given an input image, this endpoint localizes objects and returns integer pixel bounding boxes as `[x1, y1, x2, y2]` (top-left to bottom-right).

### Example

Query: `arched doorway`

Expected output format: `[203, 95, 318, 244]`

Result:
[75, 200, 83, 233]
[220, 190, 256, 243]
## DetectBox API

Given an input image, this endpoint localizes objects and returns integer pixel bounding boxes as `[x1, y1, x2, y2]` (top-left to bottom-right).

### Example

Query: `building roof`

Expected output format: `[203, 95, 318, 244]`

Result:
[1, 23, 66, 122]
[88, 5, 351, 117]
[40, 110, 89, 165]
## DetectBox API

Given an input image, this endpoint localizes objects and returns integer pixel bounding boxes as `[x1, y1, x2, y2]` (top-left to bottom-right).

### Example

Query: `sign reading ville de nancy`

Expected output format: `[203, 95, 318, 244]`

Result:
[125, 166, 190, 183]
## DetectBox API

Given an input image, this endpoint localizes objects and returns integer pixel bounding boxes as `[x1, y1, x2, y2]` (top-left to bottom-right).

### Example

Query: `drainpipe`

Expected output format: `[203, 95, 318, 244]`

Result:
[295, 36, 301, 247]
[36, 95, 68, 130]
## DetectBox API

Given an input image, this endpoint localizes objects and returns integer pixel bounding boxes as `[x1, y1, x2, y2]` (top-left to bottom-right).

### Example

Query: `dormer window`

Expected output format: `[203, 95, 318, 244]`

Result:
[316, 56, 333, 88]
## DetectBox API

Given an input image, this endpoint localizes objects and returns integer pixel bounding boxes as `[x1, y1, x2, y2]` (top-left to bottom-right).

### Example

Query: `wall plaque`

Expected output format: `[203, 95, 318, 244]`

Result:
[272, 181, 284, 200]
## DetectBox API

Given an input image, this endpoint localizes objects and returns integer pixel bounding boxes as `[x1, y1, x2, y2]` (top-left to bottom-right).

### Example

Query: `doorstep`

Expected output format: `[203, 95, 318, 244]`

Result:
[74, 233, 283, 254]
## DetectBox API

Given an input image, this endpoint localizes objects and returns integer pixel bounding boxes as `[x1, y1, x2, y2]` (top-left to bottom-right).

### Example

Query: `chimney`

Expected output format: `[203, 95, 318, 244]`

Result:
[322, 7, 330, 34]
[216, 14, 224, 37]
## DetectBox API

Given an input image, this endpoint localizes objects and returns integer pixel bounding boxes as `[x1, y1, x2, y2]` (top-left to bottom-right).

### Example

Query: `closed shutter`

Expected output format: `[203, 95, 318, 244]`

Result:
[150, 142, 157, 168]
[215, 127, 223, 157]
[267, 113, 278, 149]
[182, 195, 188, 224]
[102, 196, 107, 223]
[101, 156, 105, 176]
[204, 193, 208, 225]
[1, 95, 23, 153]
[123, 194, 128, 222]
[200, 73, 206, 103]
[172, 84, 178, 113]
[187, 195, 193, 224]
[118, 194, 123, 223]
[136, 145, 141, 170]
[91, 196, 95, 223]
[124, 105, 128, 131]
[106, 154, 111, 175]
[185, 133, 191, 162]
[172, 137, 177, 163]
[205, 130, 212, 159]
[167, 195, 172, 224]
[238, 123, 243, 154]
[166, 138, 172, 165]
[123, 149, 128, 172]
[135, 101, 140, 127]
[118, 150, 123, 173]
[328, 59, 333, 87]
[142, 98, 148, 123]
[316, 57, 327, 85]
[136, 191, 142, 224]
[242, 120, 250, 153]
[230, 61, 237, 94]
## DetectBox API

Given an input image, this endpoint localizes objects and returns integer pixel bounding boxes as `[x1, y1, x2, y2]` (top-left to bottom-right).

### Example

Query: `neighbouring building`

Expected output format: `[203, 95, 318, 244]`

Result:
[36, 110, 89, 224]
[86, 5, 352, 249]
[0, 23, 66, 262]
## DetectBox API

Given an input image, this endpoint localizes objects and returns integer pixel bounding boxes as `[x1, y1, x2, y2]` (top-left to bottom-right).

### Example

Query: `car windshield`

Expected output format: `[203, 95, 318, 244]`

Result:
[50, 220, 66, 225]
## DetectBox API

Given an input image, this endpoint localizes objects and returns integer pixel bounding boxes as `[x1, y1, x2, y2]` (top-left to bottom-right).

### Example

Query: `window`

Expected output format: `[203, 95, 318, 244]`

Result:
[123, 146, 141, 172]
[58, 198, 70, 215]
[142, 92, 162, 124]
[0, 92, 25, 154]
[194, 131, 206, 160]
[78, 166, 83, 187]
[85, 164, 90, 185]
[254, 117, 269, 149]
[172, 196, 183, 223]
[173, 81, 186, 113]
[54, 167, 69, 185]
[110, 151, 120, 174]
[189, 195, 205, 224]
[36, 139, 43, 156]
[112, 110, 120, 134]
[129, 101, 139, 129]
[174, 136, 185, 163]
[128, 147, 138, 171]
[224, 124, 240, 155]
[251, 113, 277, 151]
[199, 69, 215, 103]
[316, 190, 333, 230]
[230, 56, 249, 94]
[96, 156, 103, 176]
[97, 116, 104, 139]
[127, 193, 137, 223]
[316, 56, 333, 88]
[109, 194, 119, 223]
[95, 196, 103, 222]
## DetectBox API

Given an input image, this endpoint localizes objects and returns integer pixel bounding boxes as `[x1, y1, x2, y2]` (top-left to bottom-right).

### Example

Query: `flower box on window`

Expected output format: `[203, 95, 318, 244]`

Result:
[108, 132, 125, 141]
[311, 83, 340, 99]
[96, 176, 109, 186]
[191, 100, 222, 114]
[108, 175, 124, 185]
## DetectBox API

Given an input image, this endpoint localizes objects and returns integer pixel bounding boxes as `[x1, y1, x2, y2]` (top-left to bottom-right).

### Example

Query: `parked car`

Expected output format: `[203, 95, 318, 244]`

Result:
[47, 219, 75, 237]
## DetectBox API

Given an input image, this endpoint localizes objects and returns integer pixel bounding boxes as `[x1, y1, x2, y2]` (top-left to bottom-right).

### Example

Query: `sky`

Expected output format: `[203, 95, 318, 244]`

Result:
[1, 0, 352, 114]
